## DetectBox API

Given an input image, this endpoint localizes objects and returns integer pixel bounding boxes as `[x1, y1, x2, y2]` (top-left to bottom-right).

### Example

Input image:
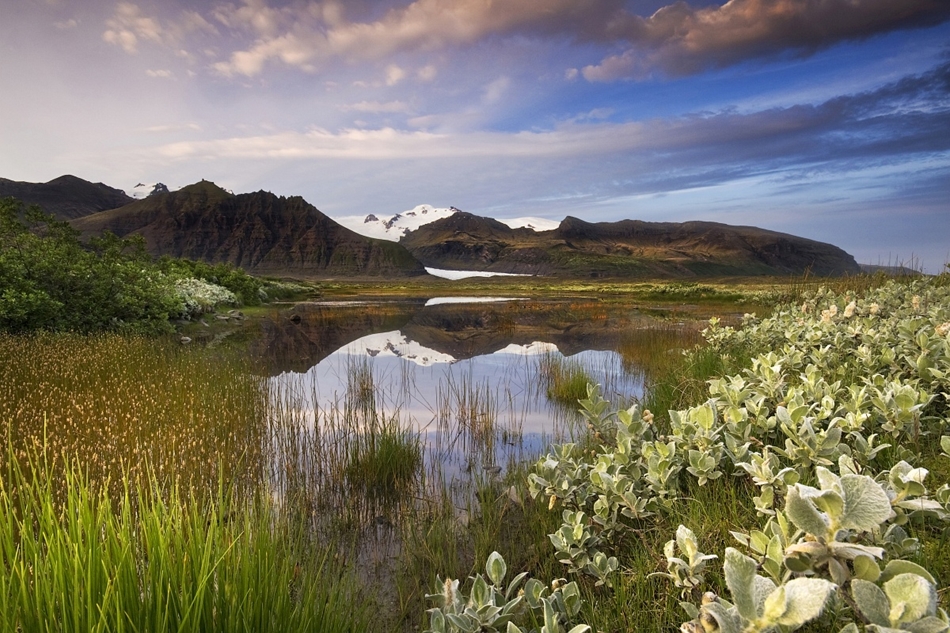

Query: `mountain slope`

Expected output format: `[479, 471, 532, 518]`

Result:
[400, 212, 861, 277]
[0, 174, 133, 220]
[71, 180, 426, 277]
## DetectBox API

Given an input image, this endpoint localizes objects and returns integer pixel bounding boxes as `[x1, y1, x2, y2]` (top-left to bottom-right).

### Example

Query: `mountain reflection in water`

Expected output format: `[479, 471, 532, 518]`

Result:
[256, 298, 689, 479]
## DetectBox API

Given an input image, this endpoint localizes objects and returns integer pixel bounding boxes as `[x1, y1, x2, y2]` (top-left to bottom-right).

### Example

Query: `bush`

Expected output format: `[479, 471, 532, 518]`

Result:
[0, 198, 181, 334]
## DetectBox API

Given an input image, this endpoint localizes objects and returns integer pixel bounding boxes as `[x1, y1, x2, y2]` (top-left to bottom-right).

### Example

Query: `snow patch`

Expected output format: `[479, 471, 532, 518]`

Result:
[497, 216, 559, 231]
[424, 297, 526, 307]
[425, 267, 533, 280]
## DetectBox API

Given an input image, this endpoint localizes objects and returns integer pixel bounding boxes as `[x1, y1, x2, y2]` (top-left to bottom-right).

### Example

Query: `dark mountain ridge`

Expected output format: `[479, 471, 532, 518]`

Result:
[400, 211, 861, 277]
[0, 174, 133, 220]
[71, 180, 425, 277]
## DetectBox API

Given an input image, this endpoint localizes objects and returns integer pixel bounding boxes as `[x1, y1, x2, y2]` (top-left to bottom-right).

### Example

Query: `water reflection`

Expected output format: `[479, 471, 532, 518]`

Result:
[260, 298, 664, 485]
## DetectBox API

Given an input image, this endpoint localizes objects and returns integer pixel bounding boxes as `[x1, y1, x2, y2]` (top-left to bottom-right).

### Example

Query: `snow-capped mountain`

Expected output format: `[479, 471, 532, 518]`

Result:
[336, 205, 460, 241]
[335, 205, 559, 242]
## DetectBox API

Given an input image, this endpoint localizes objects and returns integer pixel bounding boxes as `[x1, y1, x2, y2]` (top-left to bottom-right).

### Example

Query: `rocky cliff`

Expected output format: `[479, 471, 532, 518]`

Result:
[71, 180, 426, 277]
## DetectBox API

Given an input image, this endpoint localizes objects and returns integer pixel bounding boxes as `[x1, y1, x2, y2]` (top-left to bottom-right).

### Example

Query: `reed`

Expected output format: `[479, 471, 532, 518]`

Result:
[0, 443, 372, 633]
[537, 352, 596, 406]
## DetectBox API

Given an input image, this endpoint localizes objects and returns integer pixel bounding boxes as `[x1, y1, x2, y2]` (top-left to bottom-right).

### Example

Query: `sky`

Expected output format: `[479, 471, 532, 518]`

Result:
[1, 0, 949, 272]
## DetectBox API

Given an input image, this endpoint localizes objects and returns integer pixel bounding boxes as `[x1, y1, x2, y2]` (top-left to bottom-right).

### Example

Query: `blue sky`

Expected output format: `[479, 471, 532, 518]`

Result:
[1, 0, 949, 271]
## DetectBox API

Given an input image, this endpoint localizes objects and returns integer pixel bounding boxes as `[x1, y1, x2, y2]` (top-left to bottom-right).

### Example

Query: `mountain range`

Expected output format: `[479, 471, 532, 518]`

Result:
[2, 174, 861, 278]
[70, 180, 424, 277]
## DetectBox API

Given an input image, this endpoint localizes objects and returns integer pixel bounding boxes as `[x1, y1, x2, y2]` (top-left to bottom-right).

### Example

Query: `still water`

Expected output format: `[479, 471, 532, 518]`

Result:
[256, 297, 695, 481]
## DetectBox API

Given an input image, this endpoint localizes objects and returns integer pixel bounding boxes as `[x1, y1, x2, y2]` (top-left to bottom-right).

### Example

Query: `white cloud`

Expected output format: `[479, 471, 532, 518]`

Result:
[482, 76, 510, 104]
[341, 100, 411, 113]
[145, 69, 174, 78]
[103, 2, 164, 54]
[54, 18, 78, 30]
[417, 64, 437, 81]
[385, 64, 406, 86]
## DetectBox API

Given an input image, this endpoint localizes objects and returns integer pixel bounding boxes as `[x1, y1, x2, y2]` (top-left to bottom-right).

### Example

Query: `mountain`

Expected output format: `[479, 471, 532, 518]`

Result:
[400, 212, 861, 277]
[338, 204, 461, 241]
[71, 180, 426, 277]
[0, 174, 133, 220]
[336, 205, 560, 242]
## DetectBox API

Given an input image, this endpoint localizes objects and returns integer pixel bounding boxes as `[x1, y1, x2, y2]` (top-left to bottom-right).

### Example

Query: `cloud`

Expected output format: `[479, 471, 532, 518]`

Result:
[417, 64, 437, 81]
[385, 64, 406, 86]
[103, 2, 220, 55]
[200, 0, 950, 79]
[482, 76, 510, 104]
[147, 60, 950, 183]
[54, 18, 78, 30]
[341, 100, 411, 113]
[583, 0, 950, 80]
[145, 69, 174, 78]
[209, 0, 626, 75]
[103, 2, 164, 54]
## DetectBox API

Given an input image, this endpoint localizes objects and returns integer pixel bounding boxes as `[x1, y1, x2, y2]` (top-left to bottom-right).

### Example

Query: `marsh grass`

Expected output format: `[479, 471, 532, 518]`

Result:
[538, 352, 596, 406]
[344, 415, 422, 496]
[0, 332, 267, 496]
[0, 444, 372, 633]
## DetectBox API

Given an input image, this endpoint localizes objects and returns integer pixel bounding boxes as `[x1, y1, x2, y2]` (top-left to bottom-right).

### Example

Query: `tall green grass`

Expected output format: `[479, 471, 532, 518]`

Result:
[0, 446, 372, 633]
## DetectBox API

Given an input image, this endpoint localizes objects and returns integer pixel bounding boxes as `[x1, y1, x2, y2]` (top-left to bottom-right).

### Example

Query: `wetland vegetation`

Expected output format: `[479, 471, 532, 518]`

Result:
[2, 270, 949, 632]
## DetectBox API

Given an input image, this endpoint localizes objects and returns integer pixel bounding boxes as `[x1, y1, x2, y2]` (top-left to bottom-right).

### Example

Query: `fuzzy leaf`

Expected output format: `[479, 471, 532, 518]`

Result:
[816, 466, 840, 491]
[486, 551, 507, 587]
[853, 555, 882, 582]
[762, 578, 836, 628]
[702, 601, 743, 633]
[724, 548, 759, 621]
[904, 616, 950, 633]
[785, 485, 830, 538]
[880, 560, 936, 585]
[839, 474, 891, 532]
[752, 575, 778, 616]
[852, 579, 890, 626]
[471, 575, 491, 609]
[884, 573, 937, 625]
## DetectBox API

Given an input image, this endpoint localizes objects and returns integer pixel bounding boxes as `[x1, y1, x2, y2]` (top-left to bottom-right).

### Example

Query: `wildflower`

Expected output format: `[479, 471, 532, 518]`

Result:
[548, 494, 557, 510]
[801, 302, 811, 314]
[843, 301, 856, 318]
[937, 322, 950, 337]
[912, 295, 921, 311]
[869, 302, 880, 315]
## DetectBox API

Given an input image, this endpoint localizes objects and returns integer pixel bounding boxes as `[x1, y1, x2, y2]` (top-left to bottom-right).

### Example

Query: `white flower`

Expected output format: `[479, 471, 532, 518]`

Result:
[869, 302, 880, 315]
[843, 301, 856, 318]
